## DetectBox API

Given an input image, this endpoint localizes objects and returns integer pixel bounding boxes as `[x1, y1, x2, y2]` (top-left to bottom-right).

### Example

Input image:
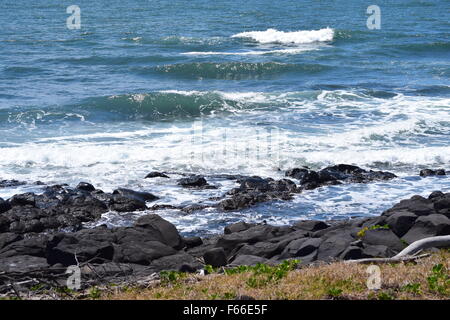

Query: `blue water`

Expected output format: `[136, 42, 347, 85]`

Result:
[0, 0, 449, 235]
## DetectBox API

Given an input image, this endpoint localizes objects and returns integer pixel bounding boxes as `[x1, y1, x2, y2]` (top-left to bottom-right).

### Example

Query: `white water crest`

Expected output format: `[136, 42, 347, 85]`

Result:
[231, 28, 334, 44]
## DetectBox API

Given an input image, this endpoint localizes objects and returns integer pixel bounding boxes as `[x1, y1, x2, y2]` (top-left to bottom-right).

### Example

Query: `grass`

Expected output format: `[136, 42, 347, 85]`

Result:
[99, 249, 449, 300]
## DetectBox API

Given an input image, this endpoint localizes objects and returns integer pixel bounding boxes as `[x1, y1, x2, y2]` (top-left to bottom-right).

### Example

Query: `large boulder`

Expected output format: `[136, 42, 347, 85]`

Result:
[46, 233, 114, 266]
[386, 211, 418, 237]
[0, 236, 48, 258]
[280, 237, 322, 259]
[203, 248, 228, 268]
[178, 176, 208, 188]
[113, 241, 176, 265]
[360, 228, 405, 253]
[317, 233, 354, 261]
[419, 169, 446, 177]
[402, 214, 450, 244]
[134, 214, 184, 249]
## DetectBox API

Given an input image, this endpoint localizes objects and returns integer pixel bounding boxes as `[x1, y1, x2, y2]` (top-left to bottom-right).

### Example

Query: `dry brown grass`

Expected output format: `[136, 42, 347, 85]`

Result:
[101, 250, 449, 300]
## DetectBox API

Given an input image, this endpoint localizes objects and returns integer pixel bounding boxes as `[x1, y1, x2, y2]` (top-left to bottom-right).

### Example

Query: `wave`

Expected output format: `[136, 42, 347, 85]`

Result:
[155, 62, 330, 79]
[181, 47, 318, 56]
[231, 28, 334, 45]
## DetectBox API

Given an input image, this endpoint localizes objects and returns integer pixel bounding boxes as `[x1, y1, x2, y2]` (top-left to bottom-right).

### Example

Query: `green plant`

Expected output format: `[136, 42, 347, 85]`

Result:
[427, 264, 449, 295]
[357, 224, 390, 238]
[245, 260, 299, 288]
[377, 291, 395, 300]
[327, 287, 343, 299]
[88, 287, 101, 299]
[159, 270, 186, 284]
[401, 283, 422, 295]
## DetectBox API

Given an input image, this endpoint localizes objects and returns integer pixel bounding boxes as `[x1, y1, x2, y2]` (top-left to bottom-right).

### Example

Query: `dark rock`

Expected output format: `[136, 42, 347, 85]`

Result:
[134, 214, 184, 249]
[47, 234, 114, 266]
[386, 211, 418, 237]
[229, 255, 268, 266]
[317, 233, 354, 261]
[0, 233, 22, 250]
[286, 164, 396, 190]
[0, 255, 49, 273]
[8, 193, 36, 207]
[112, 188, 159, 202]
[0, 179, 26, 188]
[339, 246, 364, 260]
[382, 195, 434, 216]
[402, 214, 450, 244]
[151, 252, 202, 272]
[178, 176, 208, 188]
[236, 242, 281, 259]
[361, 245, 396, 258]
[293, 220, 329, 232]
[429, 191, 445, 200]
[203, 248, 227, 268]
[280, 237, 322, 259]
[181, 204, 208, 214]
[113, 241, 176, 265]
[216, 225, 283, 253]
[76, 182, 96, 192]
[0, 236, 48, 258]
[361, 229, 405, 252]
[109, 195, 147, 212]
[183, 236, 203, 248]
[224, 221, 257, 235]
[420, 169, 446, 177]
[145, 171, 170, 179]
[0, 197, 11, 214]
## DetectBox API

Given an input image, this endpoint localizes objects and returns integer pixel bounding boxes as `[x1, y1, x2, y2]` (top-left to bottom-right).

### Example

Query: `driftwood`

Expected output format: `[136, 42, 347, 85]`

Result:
[345, 235, 450, 264]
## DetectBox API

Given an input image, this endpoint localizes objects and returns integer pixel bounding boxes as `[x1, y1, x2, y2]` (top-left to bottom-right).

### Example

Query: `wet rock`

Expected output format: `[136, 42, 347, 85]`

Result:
[145, 171, 169, 179]
[0, 255, 49, 273]
[229, 255, 268, 267]
[112, 188, 159, 202]
[0, 197, 11, 214]
[181, 204, 208, 214]
[386, 211, 418, 237]
[8, 193, 36, 207]
[203, 248, 227, 268]
[0, 179, 26, 188]
[76, 182, 96, 192]
[134, 214, 184, 249]
[402, 214, 450, 244]
[224, 221, 257, 235]
[178, 175, 208, 188]
[420, 169, 446, 177]
[109, 195, 147, 212]
[286, 164, 396, 190]
[293, 220, 329, 232]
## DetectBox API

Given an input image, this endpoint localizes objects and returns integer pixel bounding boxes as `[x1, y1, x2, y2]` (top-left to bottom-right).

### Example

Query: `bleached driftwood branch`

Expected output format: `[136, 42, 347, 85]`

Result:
[345, 235, 450, 264]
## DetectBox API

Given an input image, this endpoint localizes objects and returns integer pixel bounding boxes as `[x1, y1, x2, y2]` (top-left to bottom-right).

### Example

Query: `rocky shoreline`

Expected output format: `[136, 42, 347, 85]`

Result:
[0, 165, 448, 296]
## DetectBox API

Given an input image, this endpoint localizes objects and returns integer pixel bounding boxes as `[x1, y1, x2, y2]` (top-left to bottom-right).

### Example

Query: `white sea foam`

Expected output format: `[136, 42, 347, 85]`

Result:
[181, 48, 315, 56]
[231, 28, 334, 44]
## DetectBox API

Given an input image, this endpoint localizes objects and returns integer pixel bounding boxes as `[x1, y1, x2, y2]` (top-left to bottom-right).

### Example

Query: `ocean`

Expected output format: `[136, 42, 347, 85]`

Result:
[0, 0, 449, 236]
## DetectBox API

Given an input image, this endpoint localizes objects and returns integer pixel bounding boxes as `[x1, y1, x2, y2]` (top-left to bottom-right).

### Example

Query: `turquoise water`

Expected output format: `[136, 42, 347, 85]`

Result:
[0, 1, 449, 235]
